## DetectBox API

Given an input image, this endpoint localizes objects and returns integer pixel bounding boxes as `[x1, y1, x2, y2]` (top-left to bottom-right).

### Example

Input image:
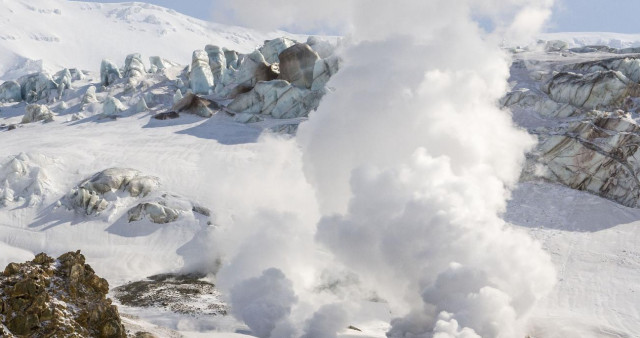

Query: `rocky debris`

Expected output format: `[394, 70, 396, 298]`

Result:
[63, 168, 159, 216]
[0, 153, 53, 207]
[18, 72, 57, 103]
[228, 80, 323, 119]
[22, 104, 54, 123]
[259, 37, 296, 64]
[102, 96, 126, 117]
[153, 111, 180, 120]
[0, 81, 22, 102]
[0, 251, 126, 337]
[171, 92, 216, 118]
[112, 273, 227, 316]
[278, 43, 320, 89]
[188, 50, 214, 95]
[527, 111, 640, 208]
[82, 85, 98, 104]
[542, 70, 640, 111]
[205, 45, 226, 90]
[100, 59, 122, 86]
[124, 53, 146, 78]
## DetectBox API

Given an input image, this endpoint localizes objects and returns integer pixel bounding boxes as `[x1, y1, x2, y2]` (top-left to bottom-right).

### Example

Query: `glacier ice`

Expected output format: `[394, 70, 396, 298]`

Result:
[0, 81, 21, 102]
[22, 104, 54, 123]
[278, 43, 320, 89]
[100, 59, 122, 86]
[188, 50, 214, 95]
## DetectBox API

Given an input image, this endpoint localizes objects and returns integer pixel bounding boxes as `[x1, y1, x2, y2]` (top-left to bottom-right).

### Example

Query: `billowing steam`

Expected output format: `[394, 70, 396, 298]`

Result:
[208, 0, 557, 337]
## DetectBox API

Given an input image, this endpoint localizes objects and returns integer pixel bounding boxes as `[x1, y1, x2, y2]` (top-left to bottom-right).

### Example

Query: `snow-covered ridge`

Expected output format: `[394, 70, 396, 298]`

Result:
[538, 32, 640, 49]
[0, 0, 304, 80]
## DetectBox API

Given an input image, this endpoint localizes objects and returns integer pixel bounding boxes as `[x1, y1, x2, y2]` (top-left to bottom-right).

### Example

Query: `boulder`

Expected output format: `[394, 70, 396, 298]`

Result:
[0, 80, 21, 102]
[189, 50, 214, 95]
[63, 168, 159, 215]
[100, 59, 122, 86]
[102, 96, 126, 116]
[18, 72, 57, 103]
[22, 104, 54, 123]
[124, 53, 146, 78]
[259, 37, 296, 64]
[171, 92, 215, 117]
[0, 252, 126, 337]
[278, 43, 320, 89]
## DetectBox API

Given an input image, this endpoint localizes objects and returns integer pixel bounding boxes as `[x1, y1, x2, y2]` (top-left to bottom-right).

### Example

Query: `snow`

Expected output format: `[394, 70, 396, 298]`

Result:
[0, 0, 305, 81]
[0, 0, 639, 337]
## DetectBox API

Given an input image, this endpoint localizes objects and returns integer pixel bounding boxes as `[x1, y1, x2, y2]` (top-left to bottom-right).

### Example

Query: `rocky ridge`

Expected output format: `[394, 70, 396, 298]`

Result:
[0, 251, 126, 337]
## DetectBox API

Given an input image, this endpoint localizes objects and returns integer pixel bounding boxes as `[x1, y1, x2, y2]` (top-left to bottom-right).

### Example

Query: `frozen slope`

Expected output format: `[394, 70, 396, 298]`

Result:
[506, 182, 640, 338]
[0, 0, 298, 79]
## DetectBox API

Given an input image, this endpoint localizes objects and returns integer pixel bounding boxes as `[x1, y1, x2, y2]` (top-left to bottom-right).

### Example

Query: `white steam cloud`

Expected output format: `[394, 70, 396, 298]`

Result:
[208, 0, 557, 337]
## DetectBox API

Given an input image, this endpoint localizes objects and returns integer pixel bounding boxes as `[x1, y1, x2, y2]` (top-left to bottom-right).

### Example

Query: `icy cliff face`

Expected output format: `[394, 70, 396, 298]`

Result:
[506, 47, 640, 208]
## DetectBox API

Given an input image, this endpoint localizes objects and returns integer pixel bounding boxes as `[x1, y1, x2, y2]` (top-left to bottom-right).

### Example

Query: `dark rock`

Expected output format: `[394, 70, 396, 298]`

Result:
[0, 251, 126, 337]
[278, 43, 320, 89]
[153, 111, 180, 120]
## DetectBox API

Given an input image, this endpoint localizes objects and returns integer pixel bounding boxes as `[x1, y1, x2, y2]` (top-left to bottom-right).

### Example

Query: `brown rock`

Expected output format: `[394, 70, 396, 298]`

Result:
[278, 43, 320, 89]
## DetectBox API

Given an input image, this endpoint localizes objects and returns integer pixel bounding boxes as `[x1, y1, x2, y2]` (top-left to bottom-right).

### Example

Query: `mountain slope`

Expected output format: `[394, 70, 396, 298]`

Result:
[0, 0, 298, 80]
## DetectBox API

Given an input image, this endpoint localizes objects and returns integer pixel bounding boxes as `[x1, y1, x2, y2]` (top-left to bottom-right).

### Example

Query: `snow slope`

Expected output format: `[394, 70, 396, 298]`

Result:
[0, 0, 299, 80]
[1, 1, 639, 337]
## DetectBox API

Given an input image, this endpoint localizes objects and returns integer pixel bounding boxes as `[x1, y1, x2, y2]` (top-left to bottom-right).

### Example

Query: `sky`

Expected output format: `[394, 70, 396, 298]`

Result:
[72, 0, 639, 34]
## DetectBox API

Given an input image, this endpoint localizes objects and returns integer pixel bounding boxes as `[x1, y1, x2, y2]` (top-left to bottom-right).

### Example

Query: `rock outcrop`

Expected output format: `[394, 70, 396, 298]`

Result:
[188, 50, 214, 95]
[63, 168, 159, 215]
[112, 273, 226, 316]
[0, 251, 126, 337]
[22, 104, 54, 123]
